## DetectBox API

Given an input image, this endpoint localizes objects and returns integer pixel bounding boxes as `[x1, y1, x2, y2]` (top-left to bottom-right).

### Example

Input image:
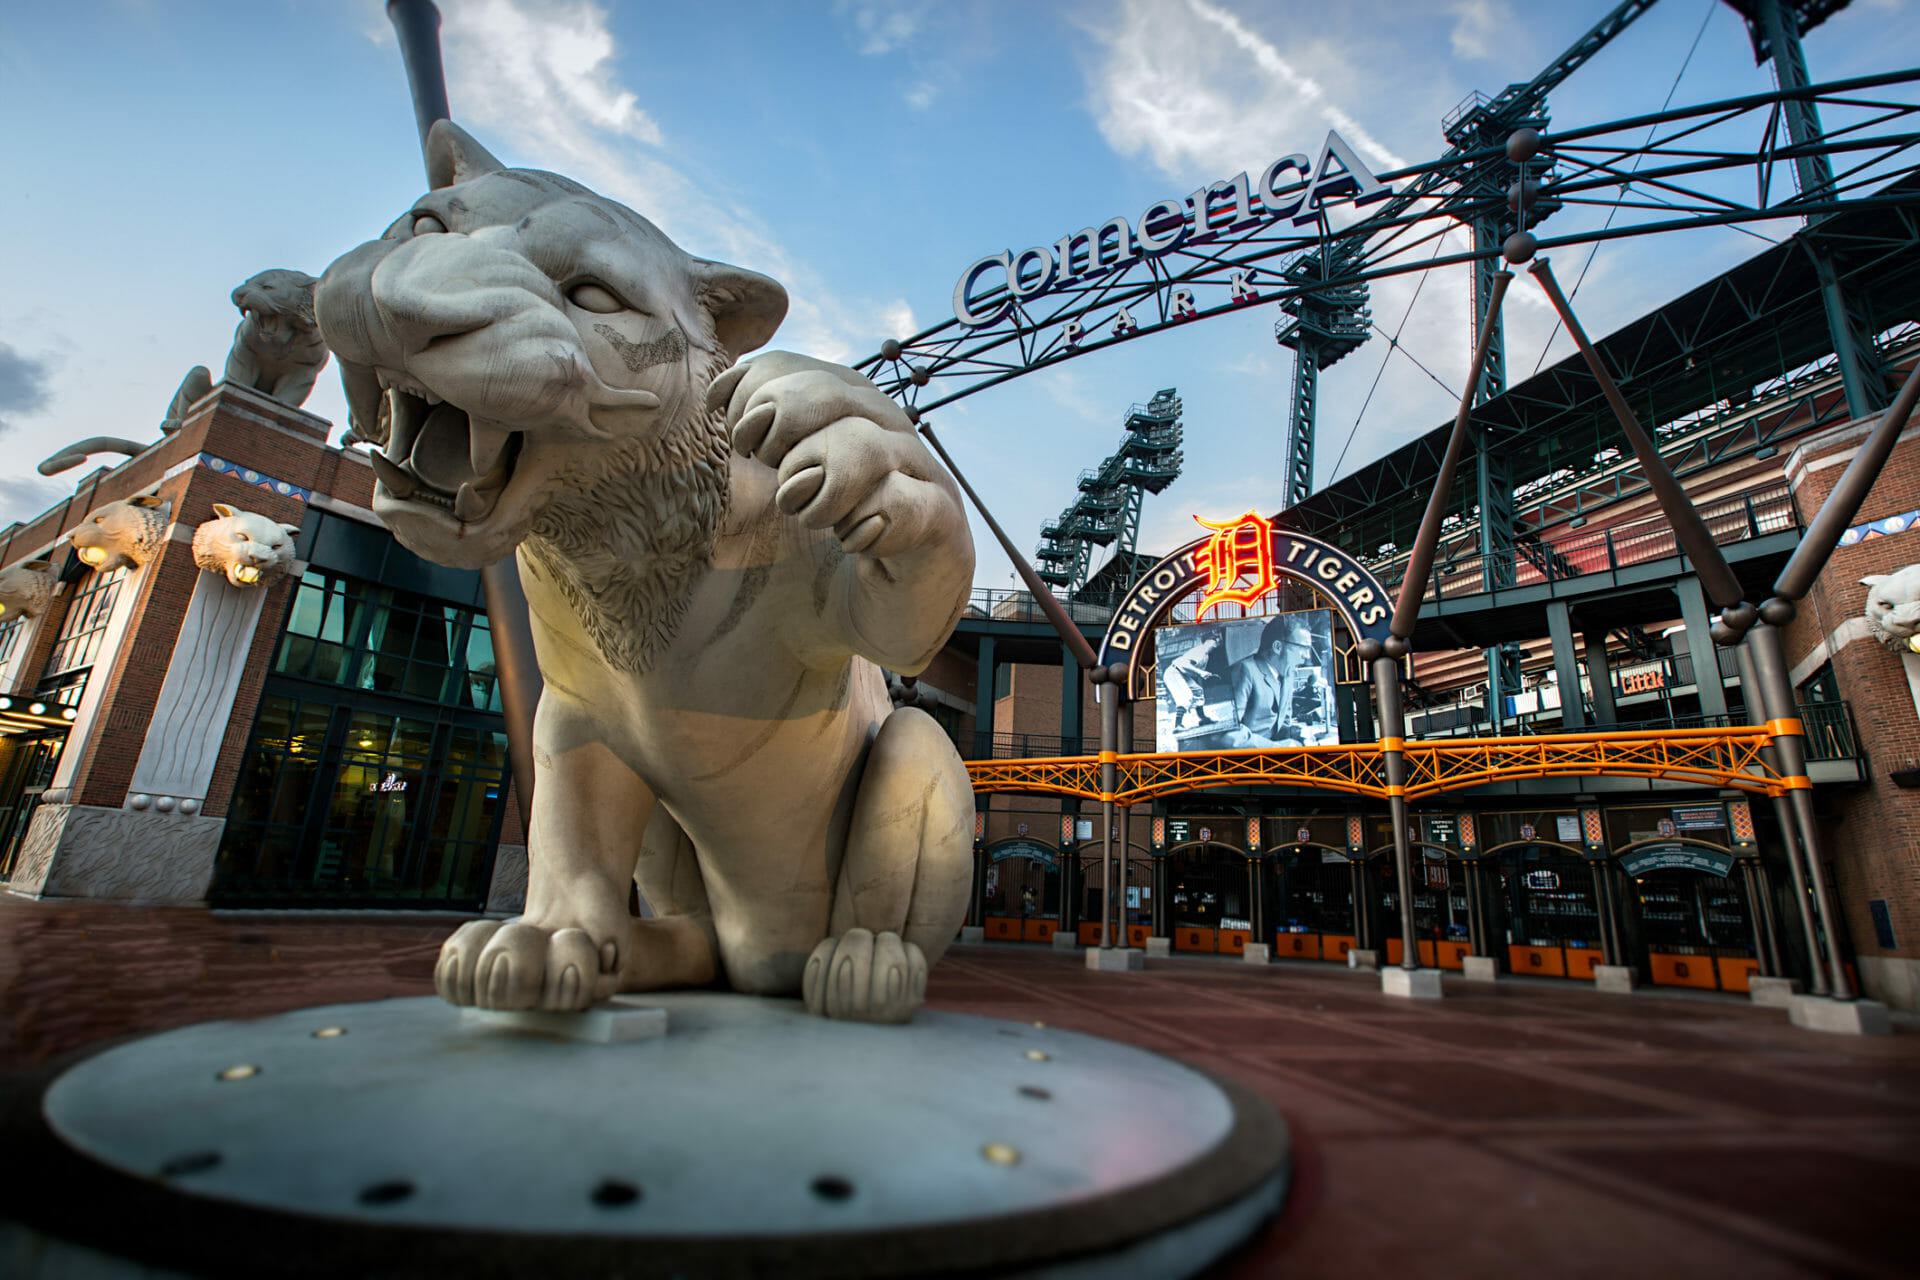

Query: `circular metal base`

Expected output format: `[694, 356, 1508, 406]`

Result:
[4, 994, 1288, 1278]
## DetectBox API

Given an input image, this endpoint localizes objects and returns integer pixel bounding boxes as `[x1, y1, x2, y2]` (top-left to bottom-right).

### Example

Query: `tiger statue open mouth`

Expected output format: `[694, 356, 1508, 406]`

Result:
[315, 122, 976, 1023]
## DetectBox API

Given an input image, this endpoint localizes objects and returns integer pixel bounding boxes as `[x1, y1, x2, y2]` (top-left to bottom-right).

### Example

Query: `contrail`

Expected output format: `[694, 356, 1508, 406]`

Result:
[1186, 0, 1407, 171]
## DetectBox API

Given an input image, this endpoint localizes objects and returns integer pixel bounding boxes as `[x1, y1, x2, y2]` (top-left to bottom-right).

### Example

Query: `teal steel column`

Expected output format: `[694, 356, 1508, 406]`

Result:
[1675, 575, 1729, 718]
[1583, 631, 1618, 726]
[973, 634, 997, 760]
[1546, 600, 1586, 729]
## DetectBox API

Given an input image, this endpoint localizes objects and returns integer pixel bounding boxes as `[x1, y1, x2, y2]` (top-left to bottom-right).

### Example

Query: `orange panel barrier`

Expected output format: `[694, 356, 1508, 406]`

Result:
[1128, 924, 1150, 948]
[1272, 932, 1320, 960]
[1435, 941, 1471, 970]
[1385, 937, 1403, 966]
[1649, 952, 1717, 989]
[1077, 922, 1119, 946]
[1175, 927, 1218, 953]
[1417, 940, 1437, 967]
[1322, 934, 1355, 962]
[1508, 945, 1567, 977]
[985, 916, 1021, 941]
[1717, 956, 1760, 993]
[1218, 928, 1250, 955]
[1565, 948, 1605, 980]
[1022, 918, 1056, 943]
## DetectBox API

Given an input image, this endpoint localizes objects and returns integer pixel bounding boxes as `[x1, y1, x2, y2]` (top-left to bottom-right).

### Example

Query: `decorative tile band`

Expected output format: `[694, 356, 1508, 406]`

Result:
[199, 455, 311, 504]
[1838, 504, 1920, 546]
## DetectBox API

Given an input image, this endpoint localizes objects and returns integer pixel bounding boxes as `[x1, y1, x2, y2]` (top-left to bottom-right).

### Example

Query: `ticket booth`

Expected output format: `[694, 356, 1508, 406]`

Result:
[981, 839, 1060, 943]
[1265, 843, 1357, 962]
[1607, 804, 1760, 992]
[1374, 843, 1465, 968]
[1485, 843, 1605, 979]
[1167, 841, 1254, 954]
[1617, 841, 1761, 991]
[1077, 845, 1151, 947]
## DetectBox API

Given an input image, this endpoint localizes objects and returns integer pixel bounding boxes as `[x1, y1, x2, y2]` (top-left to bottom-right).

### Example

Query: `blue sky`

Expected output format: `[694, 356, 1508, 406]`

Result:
[0, 0, 1911, 591]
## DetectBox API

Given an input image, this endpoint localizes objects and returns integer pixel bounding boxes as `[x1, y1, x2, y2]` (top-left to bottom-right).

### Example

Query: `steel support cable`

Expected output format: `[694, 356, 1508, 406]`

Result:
[1532, 0, 1722, 377]
[1327, 233, 1453, 481]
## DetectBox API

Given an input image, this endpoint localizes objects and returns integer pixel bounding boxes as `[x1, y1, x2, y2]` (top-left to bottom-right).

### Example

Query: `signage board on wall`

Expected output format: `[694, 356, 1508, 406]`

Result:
[1423, 815, 1458, 847]
[1671, 805, 1726, 831]
[990, 840, 1058, 868]
[1617, 844, 1734, 878]
[1555, 815, 1581, 842]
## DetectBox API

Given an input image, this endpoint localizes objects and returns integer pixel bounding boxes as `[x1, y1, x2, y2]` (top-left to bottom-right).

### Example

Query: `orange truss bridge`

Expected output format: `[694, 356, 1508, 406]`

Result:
[966, 727, 1786, 806]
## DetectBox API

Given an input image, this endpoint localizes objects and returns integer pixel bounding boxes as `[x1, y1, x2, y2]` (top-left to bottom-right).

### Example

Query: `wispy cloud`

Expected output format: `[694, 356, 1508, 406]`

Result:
[0, 342, 53, 433]
[1445, 0, 1506, 61]
[880, 300, 919, 341]
[407, 0, 890, 363]
[835, 0, 932, 55]
[1090, 0, 1409, 180]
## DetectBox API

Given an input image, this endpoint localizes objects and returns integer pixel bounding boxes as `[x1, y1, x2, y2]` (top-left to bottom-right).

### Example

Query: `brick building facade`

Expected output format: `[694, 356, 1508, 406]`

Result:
[0, 383, 525, 912]
[1782, 416, 1920, 1009]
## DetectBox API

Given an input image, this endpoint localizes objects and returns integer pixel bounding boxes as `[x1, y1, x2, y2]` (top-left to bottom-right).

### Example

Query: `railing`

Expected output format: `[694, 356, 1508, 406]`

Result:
[1384, 482, 1799, 603]
[965, 731, 1092, 761]
[1798, 699, 1859, 762]
[964, 588, 1118, 627]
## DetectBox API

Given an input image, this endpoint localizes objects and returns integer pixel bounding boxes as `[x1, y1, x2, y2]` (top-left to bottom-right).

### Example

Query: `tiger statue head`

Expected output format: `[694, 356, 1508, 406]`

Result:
[0, 560, 55, 620]
[192, 504, 301, 589]
[69, 495, 171, 573]
[1863, 564, 1920, 653]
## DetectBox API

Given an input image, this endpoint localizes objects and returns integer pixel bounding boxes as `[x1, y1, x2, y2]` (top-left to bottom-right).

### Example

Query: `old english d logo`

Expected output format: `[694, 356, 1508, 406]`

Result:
[1192, 511, 1277, 617]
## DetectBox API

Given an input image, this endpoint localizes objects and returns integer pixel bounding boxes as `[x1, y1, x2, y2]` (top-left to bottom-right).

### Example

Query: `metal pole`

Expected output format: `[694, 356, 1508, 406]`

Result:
[919, 422, 1099, 672]
[1529, 257, 1746, 609]
[1771, 359, 1920, 602]
[1744, 626, 1851, 997]
[1349, 860, 1366, 951]
[1374, 657, 1420, 971]
[385, 0, 542, 818]
[1590, 864, 1615, 966]
[1741, 862, 1773, 977]
[1099, 686, 1118, 949]
[1738, 646, 1828, 993]
[1755, 860, 1785, 979]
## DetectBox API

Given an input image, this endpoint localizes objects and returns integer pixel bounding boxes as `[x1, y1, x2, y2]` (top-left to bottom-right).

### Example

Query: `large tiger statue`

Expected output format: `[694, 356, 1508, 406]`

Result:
[315, 123, 976, 1023]
[162, 269, 330, 432]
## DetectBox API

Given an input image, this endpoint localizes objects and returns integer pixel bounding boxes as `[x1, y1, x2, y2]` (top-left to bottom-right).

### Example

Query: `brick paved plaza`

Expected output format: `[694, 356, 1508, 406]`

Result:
[3, 899, 1916, 1278]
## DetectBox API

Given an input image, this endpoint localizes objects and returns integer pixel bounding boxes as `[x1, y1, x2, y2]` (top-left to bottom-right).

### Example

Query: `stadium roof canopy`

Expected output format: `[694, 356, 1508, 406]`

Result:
[1281, 172, 1920, 559]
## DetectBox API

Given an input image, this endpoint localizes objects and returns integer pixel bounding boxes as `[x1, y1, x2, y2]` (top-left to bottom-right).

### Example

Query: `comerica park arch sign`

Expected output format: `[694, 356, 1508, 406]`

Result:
[953, 131, 1390, 327]
[1096, 513, 1394, 692]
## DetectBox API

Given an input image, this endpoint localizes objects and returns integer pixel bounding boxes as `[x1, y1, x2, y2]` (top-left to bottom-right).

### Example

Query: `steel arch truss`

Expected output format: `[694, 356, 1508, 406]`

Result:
[858, 70, 1920, 414]
[965, 728, 1785, 805]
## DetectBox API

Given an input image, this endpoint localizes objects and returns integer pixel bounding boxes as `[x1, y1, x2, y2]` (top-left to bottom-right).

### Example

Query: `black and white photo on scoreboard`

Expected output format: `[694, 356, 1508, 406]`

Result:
[1154, 611, 1337, 752]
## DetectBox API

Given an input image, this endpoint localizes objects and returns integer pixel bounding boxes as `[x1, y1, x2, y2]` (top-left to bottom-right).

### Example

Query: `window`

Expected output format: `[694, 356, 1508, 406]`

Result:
[0, 616, 21, 687]
[1796, 662, 1840, 707]
[43, 568, 125, 678]
[274, 570, 499, 711]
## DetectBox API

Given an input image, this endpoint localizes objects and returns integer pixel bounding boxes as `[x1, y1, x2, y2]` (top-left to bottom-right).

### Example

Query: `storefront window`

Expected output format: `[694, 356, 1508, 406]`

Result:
[216, 562, 511, 911]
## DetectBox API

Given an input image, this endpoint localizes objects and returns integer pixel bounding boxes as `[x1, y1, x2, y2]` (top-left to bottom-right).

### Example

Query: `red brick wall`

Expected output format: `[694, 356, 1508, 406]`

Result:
[1782, 417, 1920, 965]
